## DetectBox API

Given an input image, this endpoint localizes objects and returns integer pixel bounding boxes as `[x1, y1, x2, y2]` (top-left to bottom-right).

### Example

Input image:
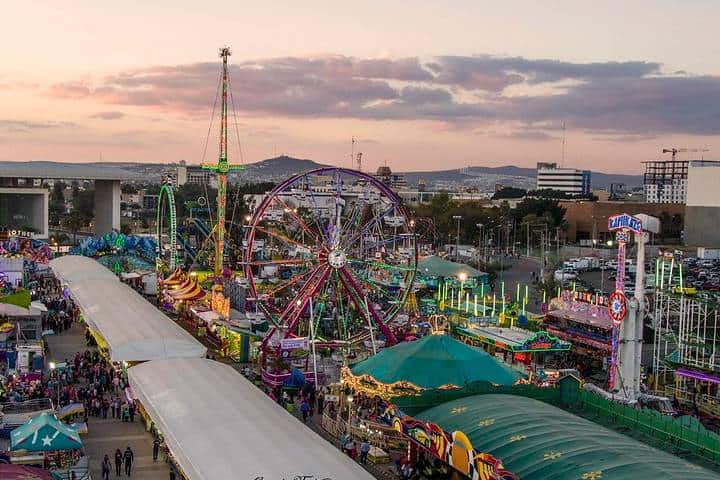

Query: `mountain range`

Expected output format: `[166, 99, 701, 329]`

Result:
[232, 155, 642, 189]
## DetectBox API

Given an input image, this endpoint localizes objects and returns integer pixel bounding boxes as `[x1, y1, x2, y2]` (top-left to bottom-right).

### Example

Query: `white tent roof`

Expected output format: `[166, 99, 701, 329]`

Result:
[49, 256, 119, 285]
[68, 279, 206, 362]
[128, 359, 374, 480]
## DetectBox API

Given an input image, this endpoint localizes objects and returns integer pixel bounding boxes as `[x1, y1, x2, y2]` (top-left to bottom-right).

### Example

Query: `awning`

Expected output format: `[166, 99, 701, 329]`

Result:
[128, 358, 374, 480]
[68, 278, 206, 362]
[49, 255, 119, 285]
[10, 412, 82, 452]
[0, 465, 57, 480]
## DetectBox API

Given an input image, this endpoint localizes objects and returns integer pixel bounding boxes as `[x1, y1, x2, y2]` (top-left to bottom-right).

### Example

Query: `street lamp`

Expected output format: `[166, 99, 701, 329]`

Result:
[476, 223, 484, 263]
[48, 362, 59, 407]
[458, 272, 468, 291]
[452, 216, 462, 262]
[346, 394, 354, 425]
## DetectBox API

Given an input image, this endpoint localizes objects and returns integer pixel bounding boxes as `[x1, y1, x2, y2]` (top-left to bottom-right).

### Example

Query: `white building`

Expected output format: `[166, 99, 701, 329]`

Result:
[536, 162, 591, 196]
[685, 161, 720, 247]
[176, 165, 217, 188]
[642, 160, 691, 204]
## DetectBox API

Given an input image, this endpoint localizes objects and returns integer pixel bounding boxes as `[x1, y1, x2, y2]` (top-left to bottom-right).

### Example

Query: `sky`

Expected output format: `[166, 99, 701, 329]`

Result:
[2, 0, 720, 174]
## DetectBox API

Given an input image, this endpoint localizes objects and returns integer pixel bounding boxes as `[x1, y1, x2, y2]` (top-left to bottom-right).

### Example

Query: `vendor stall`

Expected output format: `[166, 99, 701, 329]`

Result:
[452, 325, 571, 367]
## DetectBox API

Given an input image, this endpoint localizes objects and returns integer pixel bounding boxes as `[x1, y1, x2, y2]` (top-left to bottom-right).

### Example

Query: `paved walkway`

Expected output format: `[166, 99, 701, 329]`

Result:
[45, 324, 171, 480]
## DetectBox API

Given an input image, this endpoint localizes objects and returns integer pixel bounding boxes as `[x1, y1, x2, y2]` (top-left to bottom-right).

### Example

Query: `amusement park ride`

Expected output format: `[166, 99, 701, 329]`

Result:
[244, 168, 418, 384]
[605, 213, 659, 400]
[156, 47, 419, 386]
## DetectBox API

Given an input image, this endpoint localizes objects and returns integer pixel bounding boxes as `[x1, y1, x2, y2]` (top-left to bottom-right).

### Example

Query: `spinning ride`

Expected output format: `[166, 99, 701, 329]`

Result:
[244, 168, 418, 381]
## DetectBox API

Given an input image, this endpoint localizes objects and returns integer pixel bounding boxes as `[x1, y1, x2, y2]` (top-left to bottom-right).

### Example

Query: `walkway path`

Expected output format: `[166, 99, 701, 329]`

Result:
[45, 324, 171, 480]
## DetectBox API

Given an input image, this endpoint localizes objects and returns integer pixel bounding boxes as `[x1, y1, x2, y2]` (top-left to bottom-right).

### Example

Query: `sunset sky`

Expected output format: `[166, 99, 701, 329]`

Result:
[2, 0, 720, 174]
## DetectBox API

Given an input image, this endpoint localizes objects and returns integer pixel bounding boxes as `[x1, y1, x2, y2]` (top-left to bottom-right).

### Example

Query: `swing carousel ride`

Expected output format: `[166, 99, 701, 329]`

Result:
[245, 168, 418, 384]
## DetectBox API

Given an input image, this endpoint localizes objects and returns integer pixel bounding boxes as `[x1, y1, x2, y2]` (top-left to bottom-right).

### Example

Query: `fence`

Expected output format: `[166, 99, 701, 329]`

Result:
[575, 389, 720, 463]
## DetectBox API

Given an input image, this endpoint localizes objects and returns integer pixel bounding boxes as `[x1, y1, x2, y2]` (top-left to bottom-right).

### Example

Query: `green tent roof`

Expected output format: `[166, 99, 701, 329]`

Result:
[417, 394, 719, 480]
[11, 412, 83, 452]
[350, 334, 523, 388]
[417, 255, 485, 279]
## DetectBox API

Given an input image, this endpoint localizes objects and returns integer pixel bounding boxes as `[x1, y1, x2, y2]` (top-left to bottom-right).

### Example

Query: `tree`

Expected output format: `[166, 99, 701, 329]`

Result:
[62, 210, 87, 245]
[120, 223, 132, 235]
[49, 182, 67, 226]
[121, 183, 138, 194]
[492, 187, 526, 199]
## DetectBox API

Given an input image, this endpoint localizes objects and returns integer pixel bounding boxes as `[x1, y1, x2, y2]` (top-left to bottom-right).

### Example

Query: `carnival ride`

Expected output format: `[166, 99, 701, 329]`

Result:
[244, 167, 418, 384]
[71, 231, 156, 272]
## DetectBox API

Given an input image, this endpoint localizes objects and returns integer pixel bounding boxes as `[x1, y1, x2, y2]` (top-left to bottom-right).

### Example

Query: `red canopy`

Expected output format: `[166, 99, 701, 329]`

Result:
[0, 465, 56, 480]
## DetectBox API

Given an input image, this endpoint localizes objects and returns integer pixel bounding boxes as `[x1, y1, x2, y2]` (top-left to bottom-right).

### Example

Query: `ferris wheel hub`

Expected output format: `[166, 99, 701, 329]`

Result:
[328, 249, 347, 269]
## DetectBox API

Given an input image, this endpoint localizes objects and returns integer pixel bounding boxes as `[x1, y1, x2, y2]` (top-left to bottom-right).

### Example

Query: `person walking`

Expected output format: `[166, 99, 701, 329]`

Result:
[300, 399, 310, 423]
[359, 440, 370, 464]
[152, 438, 160, 462]
[123, 446, 134, 476]
[102, 454, 111, 480]
[114, 448, 123, 477]
[128, 402, 135, 422]
[169, 470, 176, 480]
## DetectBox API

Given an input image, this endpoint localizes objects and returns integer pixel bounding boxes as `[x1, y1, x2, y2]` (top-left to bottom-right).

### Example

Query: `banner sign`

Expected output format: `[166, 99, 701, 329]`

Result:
[608, 213, 642, 234]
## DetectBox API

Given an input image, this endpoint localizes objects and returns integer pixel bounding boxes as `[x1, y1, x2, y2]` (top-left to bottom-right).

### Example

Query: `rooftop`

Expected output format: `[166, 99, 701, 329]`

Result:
[0, 161, 139, 181]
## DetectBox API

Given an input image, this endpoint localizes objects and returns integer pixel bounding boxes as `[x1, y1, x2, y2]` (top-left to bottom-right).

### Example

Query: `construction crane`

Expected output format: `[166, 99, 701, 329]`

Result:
[356, 152, 363, 172]
[661, 148, 709, 161]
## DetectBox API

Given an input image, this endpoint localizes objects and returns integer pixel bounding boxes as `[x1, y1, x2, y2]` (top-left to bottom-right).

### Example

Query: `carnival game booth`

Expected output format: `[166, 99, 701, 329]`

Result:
[452, 323, 571, 369]
[409, 394, 719, 480]
[128, 358, 375, 480]
[543, 291, 612, 380]
[343, 333, 523, 400]
[67, 278, 206, 363]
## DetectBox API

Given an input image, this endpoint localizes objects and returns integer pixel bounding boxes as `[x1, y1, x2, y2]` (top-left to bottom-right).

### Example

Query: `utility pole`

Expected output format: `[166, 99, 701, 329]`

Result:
[476, 223, 483, 264]
[526, 222, 530, 257]
[453, 215, 462, 262]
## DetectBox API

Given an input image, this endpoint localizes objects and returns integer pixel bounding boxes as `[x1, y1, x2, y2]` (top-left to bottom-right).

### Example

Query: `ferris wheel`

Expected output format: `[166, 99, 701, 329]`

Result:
[244, 168, 418, 349]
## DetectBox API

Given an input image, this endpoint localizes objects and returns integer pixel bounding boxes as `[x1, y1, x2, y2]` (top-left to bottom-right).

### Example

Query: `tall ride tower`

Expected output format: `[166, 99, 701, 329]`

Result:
[203, 47, 243, 276]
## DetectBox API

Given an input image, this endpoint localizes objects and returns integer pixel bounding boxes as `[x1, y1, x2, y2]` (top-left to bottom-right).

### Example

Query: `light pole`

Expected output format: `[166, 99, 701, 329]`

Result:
[453, 216, 462, 262]
[476, 223, 483, 264]
[49, 362, 59, 407]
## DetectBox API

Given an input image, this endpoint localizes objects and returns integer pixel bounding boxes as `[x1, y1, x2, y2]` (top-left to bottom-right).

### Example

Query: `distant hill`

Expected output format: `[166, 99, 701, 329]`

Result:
[84, 156, 643, 189]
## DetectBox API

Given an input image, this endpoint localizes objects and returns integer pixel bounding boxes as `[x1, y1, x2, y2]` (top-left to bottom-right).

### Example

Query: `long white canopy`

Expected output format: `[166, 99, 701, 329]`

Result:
[68, 278, 206, 362]
[129, 358, 374, 480]
[49, 256, 119, 285]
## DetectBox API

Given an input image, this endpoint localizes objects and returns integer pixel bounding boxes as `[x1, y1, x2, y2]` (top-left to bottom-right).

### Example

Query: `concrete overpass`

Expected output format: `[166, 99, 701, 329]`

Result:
[0, 161, 139, 237]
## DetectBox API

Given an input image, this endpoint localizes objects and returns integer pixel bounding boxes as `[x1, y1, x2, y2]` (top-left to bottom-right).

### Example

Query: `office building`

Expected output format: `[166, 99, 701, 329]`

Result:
[536, 163, 591, 196]
[642, 160, 689, 203]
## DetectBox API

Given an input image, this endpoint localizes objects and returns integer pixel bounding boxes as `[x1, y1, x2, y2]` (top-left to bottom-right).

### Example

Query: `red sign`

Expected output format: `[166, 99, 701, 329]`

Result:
[608, 291, 627, 324]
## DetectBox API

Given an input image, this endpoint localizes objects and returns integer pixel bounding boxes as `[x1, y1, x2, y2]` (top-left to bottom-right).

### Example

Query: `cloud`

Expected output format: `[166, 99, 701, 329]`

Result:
[0, 119, 79, 132]
[45, 53, 720, 136]
[90, 111, 125, 120]
[47, 82, 91, 99]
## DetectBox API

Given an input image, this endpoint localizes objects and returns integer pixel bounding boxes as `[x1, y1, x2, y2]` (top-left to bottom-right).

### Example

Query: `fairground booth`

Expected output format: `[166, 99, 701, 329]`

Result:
[543, 290, 612, 380]
[163, 270, 264, 363]
[452, 322, 571, 370]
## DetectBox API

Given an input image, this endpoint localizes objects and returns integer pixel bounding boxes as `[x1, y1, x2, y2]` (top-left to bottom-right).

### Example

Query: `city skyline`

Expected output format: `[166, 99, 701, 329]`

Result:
[2, 0, 720, 174]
